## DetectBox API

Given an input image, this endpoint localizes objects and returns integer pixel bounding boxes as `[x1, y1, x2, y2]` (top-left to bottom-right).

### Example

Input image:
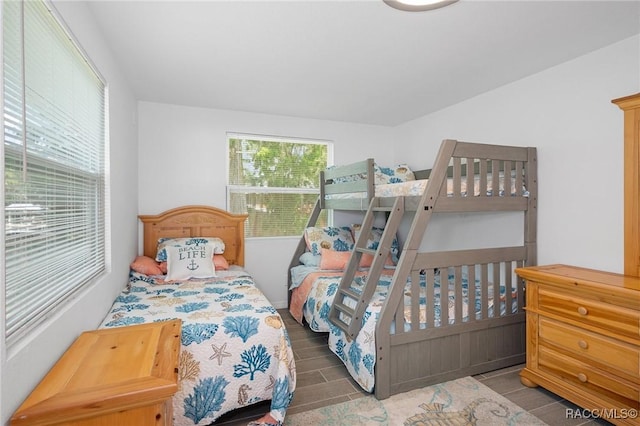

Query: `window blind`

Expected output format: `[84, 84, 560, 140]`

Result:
[3, 0, 107, 344]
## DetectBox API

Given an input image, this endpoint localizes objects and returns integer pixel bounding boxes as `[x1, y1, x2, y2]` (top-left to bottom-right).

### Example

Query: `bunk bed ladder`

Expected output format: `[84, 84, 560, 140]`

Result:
[329, 196, 404, 338]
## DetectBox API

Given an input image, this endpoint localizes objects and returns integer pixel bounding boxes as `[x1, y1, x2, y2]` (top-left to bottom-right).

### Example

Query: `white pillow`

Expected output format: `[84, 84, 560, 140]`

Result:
[155, 237, 225, 262]
[165, 244, 216, 281]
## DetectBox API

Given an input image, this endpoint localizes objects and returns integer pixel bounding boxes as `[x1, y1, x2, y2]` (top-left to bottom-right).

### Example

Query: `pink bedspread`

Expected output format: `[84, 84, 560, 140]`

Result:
[289, 269, 394, 324]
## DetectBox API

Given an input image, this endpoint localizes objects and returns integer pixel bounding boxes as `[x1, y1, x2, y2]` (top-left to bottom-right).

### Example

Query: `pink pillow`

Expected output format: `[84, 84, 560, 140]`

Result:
[319, 249, 350, 270]
[214, 254, 230, 271]
[319, 248, 393, 270]
[130, 256, 164, 275]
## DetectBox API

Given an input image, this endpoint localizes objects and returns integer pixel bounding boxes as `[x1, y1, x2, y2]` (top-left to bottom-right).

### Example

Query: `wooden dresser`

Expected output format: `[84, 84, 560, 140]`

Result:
[11, 319, 181, 426]
[516, 265, 639, 425]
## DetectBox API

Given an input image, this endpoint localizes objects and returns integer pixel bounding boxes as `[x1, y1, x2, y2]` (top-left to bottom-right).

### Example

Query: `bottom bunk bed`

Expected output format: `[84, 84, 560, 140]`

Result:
[288, 139, 536, 399]
[290, 246, 527, 397]
[99, 206, 296, 426]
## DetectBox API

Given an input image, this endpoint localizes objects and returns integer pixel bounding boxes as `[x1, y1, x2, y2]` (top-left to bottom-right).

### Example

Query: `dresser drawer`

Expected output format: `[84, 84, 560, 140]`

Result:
[539, 317, 640, 382]
[538, 345, 640, 406]
[538, 287, 640, 339]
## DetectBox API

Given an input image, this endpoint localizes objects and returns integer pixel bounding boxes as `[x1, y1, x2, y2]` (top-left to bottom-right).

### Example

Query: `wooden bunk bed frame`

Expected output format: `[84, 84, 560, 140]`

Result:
[288, 139, 537, 399]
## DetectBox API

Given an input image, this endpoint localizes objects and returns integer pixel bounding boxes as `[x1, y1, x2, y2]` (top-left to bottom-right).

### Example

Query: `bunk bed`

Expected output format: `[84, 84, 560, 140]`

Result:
[100, 206, 296, 426]
[287, 139, 537, 399]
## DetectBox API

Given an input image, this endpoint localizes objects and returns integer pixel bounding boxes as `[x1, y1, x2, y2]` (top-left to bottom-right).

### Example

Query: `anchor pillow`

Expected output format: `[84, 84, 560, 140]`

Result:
[165, 244, 216, 281]
[155, 237, 225, 262]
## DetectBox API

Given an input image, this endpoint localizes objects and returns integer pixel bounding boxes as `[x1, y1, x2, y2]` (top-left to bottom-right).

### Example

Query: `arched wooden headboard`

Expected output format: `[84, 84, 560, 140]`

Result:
[139, 206, 249, 267]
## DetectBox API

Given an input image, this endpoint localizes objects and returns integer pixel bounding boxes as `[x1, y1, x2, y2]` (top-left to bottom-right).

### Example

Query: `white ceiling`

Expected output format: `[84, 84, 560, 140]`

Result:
[86, 0, 640, 126]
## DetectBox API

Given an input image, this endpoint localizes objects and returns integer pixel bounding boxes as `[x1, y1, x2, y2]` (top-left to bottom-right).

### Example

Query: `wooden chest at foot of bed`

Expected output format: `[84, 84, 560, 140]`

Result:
[516, 265, 640, 426]
[10, 320, 181, 426]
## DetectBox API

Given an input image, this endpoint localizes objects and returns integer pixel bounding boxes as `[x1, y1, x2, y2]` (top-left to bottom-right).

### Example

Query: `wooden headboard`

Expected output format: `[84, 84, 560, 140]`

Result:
[139, 205, 249, 267]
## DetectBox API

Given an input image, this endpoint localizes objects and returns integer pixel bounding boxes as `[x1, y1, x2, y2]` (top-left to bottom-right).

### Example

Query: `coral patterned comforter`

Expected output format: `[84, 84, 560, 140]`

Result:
[100, 269, 296, 426]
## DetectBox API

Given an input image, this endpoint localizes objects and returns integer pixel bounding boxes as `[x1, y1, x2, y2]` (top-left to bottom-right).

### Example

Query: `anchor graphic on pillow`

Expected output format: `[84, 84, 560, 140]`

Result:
[187, 259, 199, 271]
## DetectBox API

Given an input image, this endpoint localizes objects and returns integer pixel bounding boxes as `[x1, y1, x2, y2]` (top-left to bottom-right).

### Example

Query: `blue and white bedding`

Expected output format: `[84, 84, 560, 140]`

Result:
[299, 270, 517, 393]
[288, 265, 395, 333]
[100, 269, 296, 426]
[327, 176, 529, 200]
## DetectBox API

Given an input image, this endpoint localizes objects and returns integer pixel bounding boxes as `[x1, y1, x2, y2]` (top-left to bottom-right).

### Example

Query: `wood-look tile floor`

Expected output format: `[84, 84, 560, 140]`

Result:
[212, 309, 612, 426]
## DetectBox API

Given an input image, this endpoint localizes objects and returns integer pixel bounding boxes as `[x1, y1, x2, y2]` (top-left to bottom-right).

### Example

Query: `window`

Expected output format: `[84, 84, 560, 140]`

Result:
[3, 0, 107, 344]
[227, 134, 330, 237]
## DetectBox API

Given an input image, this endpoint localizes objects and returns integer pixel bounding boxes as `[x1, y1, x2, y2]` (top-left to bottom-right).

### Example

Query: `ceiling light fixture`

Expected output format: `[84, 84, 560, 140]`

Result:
[383, 0, 458, 12]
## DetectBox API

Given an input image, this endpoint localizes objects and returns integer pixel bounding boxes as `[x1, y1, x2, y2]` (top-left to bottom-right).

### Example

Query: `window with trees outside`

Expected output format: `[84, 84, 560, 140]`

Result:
[227, 134, 331, 238]
[3, 0, 107, 345]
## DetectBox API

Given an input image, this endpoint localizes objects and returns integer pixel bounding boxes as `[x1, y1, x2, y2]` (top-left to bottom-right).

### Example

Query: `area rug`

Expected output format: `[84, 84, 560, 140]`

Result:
[284, 376, 547, 425]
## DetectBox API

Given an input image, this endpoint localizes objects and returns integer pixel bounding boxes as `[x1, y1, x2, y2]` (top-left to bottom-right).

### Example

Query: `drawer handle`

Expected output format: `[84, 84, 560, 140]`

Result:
[578, 340, 589, 350]
[577, 373, 588, 383]
[577, 306, 588, 316]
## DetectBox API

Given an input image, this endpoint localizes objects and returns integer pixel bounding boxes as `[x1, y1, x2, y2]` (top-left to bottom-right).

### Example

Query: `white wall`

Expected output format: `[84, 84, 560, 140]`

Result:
[138, 35, 640, 308]
[393, 35, 640, 273]
[0, 2, 139, 424]
[137, 102, 394, 307]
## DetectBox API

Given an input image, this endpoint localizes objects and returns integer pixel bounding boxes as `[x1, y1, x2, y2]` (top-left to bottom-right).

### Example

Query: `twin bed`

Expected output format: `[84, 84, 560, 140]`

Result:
[99, 206, 295, 426]
[288, 139, 538, 399]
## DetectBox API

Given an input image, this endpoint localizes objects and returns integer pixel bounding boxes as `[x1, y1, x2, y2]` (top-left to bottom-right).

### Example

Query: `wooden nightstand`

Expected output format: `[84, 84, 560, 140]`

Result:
[11, 319, 181, 426]
[516, 265, 639, 426]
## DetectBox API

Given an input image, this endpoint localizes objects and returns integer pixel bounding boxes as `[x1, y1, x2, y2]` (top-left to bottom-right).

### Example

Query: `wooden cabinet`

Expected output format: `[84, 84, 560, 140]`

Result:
[11, 320, 181, 426]
[613, 93, 640, 277]
[516, 265, 639, 425]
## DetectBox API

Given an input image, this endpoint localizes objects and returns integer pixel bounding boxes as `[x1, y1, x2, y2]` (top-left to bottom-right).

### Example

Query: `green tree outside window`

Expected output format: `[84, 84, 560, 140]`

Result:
[228, 135, 330, 237]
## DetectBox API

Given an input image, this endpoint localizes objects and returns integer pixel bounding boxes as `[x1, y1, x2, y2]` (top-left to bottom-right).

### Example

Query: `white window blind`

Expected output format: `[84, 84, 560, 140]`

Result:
[3, 0, 107, 344]
[227, 133, 330, 238]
